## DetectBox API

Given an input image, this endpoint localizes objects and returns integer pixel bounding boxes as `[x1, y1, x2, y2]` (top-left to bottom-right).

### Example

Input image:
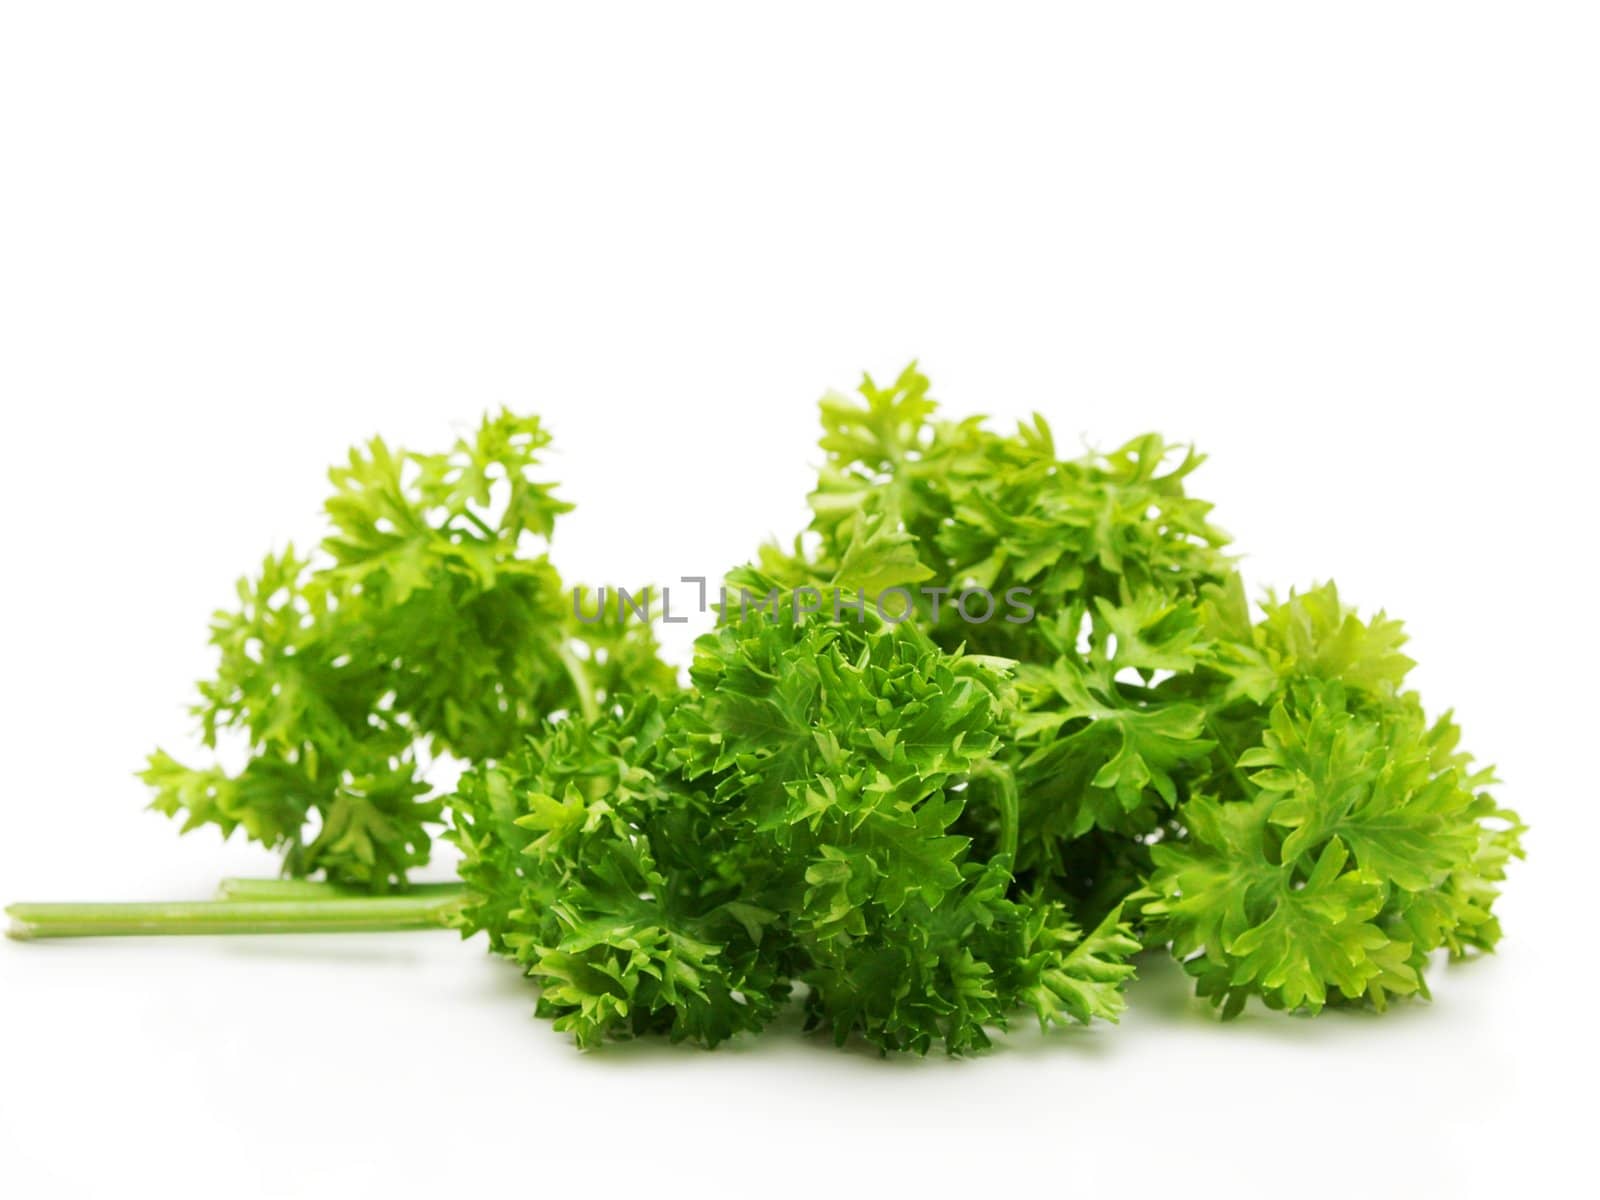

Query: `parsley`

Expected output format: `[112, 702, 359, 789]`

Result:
[140, 411, 675, 888]
[6, 369, 1523, 1054]
[449, 607, 1138, 1053]
[766, 364, 1524, 1020]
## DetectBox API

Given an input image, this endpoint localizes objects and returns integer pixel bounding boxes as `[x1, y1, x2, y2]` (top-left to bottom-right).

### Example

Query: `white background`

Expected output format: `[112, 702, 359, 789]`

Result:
[2, 4, 1595, 1197]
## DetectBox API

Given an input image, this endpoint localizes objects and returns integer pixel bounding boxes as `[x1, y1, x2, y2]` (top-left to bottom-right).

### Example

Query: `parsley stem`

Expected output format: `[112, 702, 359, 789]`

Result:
[214, 877, 463, 901]
[1204, 716, 1256, 797]
[555, 640, 600, 723]
[5, 893, 468, 940]
[459, 509, 498, 539]
[970, 760, 1020, 867]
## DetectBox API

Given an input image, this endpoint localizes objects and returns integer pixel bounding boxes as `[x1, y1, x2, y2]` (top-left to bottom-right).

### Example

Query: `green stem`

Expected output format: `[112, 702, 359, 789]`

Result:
[214, 878, 463, 902]
[459, 509, 499, 540]
[971, 760, 1019, 868]
[555, 639, 600, 724]
[5, 893, 468, 940]
[1205, 716, 1256, 798]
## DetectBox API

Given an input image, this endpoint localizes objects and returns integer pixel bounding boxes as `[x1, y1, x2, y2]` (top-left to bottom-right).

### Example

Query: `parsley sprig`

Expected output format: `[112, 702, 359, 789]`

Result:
[141, 411, 675, 887]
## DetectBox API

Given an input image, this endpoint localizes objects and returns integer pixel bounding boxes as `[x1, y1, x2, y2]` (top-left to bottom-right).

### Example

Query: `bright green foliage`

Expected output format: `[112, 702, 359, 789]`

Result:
[145, 412, 677, 887]
[802, 365, 1234, 655]
[449, 607, 1139, 1054]
[450, 698, 789, 1047]
[1143, 626, 1524, 1016]
[757, 365, 1522, 1017]
[77, 365, 1521, 1050]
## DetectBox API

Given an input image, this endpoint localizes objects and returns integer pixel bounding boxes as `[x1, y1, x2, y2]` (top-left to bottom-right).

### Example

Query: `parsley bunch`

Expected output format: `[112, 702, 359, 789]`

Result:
[6, 368, 1523, 1055]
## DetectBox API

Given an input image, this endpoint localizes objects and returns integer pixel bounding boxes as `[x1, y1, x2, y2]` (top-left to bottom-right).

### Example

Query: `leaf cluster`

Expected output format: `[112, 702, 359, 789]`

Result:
[450, 610, 1138, 1053]
[133, 366, 1523, 1052]
[740, 364, 1524, 1020]
[145, 412, 676, 886]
